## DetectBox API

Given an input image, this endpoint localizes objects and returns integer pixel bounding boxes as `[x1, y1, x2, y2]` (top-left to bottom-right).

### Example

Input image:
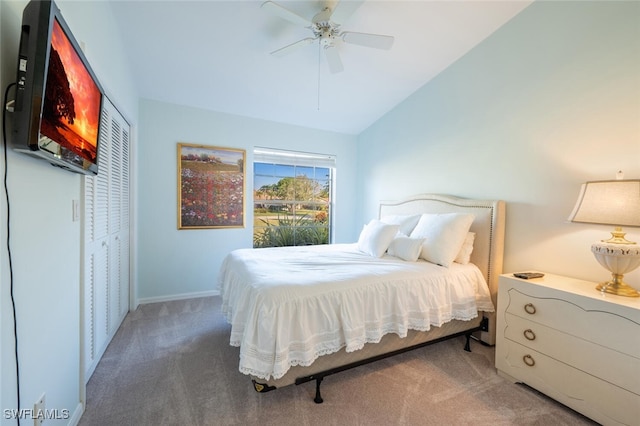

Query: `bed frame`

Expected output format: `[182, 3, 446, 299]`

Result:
[251, 194, 506, 402]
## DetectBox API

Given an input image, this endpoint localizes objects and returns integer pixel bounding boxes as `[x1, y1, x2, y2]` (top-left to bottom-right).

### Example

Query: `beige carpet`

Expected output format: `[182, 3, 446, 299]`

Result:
[80, 297, 596, 426]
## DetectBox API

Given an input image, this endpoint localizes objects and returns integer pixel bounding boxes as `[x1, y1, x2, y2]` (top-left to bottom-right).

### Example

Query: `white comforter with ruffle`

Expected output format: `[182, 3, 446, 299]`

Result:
[217, 243, 494, 380]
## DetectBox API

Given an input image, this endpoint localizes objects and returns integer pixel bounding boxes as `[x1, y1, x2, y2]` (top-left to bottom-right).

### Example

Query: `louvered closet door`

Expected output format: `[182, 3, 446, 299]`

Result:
[83, 96, 130, 381]
[111, 118, 130, 323]
[83, 113, 109, 380]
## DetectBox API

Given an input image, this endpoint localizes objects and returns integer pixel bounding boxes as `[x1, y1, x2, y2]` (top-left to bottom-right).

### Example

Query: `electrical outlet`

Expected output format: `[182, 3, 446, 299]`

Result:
[33, 393, 45, 426]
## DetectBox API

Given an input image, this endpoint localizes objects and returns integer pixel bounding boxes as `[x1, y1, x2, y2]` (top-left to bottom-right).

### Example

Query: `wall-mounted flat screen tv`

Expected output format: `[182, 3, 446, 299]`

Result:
[11, 0, 104, 175]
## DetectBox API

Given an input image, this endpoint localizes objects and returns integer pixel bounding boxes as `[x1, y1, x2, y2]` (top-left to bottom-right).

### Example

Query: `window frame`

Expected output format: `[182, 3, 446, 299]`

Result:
[253, 147, 336, 248]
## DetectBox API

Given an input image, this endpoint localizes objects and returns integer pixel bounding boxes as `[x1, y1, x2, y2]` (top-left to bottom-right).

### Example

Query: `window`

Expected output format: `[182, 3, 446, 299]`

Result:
[253, 148, 335, 248]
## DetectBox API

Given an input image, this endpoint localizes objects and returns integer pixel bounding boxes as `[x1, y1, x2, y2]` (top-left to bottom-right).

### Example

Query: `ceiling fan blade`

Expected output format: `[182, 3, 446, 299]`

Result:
[324, 46, 344, 73]
[342, 31, 394, 50]
[261, 1, 312, 27]
[270, 37, 316, 57]
[329, 0, 364, 24]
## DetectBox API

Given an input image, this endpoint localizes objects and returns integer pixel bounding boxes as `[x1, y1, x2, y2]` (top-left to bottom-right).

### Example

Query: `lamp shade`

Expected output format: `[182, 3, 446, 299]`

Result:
[568, 179, 640, 227]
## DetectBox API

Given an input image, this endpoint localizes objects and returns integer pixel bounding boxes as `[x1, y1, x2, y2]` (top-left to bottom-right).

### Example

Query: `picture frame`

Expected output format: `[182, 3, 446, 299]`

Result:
[177, 143, 245, 229]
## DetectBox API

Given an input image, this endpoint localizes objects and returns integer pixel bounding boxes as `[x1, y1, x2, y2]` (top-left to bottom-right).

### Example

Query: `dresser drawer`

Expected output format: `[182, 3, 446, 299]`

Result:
[505, 288, 640, 358]
[504, 312, 640, 395]
[499, 339, 640, 426]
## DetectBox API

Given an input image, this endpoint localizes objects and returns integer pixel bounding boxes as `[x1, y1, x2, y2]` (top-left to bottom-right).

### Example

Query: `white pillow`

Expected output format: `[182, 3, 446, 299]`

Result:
[409, 213, 475, 267]
[380, 214, 421, 236]
[454, 232, 476, 264]
[357, 220, 400, 258]
[387, 237, 424, 262]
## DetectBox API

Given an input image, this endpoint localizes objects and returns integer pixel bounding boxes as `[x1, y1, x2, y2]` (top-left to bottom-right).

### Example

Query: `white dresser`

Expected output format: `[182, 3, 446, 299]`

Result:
[495, 273, 640, 426]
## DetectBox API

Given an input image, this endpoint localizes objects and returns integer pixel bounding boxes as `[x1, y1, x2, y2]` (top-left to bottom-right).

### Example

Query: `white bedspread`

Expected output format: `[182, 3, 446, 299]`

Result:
[217, 243, 494, 380]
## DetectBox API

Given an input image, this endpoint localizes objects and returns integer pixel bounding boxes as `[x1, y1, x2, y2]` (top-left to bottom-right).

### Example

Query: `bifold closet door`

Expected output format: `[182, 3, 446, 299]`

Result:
[83, 96, 130, 381]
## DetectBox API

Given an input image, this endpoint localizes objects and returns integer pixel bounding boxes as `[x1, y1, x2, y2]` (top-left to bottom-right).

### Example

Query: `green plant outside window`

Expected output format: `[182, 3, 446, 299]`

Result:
[253, 158, 332, 248]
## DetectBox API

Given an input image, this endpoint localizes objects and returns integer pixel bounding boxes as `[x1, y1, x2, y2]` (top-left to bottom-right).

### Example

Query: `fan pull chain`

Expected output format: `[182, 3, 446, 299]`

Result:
[317, 42, 321, 111]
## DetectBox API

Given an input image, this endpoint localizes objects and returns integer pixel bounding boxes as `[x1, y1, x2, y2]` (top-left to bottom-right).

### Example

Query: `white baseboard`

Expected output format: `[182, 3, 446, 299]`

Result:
[137, 290, 220, 305]
[68, 402, 84, 426]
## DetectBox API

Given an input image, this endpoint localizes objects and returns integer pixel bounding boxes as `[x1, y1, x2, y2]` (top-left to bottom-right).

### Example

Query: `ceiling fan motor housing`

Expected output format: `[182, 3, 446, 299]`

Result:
[313, 7, 341, 47]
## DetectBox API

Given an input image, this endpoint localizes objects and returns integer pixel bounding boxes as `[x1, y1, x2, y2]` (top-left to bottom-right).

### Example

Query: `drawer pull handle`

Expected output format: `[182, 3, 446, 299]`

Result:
[523, 329, 536, 341]
[523, 355, 535, 367]
[524, 303, 536, 315]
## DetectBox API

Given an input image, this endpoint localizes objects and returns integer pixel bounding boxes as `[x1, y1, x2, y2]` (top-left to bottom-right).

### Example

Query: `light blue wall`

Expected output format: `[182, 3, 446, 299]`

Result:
[0, 1, 137, 424]
[1, 1, 638, 422]
[136, 99, 358, 301]
[357, 1, 640, 287]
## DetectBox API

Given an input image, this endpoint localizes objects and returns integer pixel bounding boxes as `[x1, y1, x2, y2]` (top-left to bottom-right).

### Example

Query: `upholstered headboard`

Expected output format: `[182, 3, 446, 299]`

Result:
[379, 194, 506, 345]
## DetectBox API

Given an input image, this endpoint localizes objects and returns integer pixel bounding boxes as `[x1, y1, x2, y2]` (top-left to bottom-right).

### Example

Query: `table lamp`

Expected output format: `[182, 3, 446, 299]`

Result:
[568, 175, 640, 297]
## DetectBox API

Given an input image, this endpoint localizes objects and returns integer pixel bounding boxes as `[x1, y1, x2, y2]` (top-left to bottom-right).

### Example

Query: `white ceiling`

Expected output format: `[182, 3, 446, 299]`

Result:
[108, 0, 533, 135]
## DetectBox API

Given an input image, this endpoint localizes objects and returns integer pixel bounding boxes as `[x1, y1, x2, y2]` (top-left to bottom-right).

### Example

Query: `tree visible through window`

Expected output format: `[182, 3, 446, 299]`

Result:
[253, 149, 334, 248]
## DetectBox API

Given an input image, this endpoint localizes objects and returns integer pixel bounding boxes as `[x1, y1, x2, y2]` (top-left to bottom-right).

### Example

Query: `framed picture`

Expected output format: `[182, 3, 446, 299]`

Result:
[177, 143, 245, 229]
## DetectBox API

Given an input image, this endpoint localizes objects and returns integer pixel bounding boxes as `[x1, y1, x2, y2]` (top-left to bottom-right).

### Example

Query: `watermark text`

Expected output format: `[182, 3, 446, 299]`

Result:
[3, 408, 70, 420]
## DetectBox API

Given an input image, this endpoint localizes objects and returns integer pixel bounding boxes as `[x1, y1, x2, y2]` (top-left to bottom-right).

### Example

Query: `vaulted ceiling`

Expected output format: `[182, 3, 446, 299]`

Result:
[109, 0, 533, 134]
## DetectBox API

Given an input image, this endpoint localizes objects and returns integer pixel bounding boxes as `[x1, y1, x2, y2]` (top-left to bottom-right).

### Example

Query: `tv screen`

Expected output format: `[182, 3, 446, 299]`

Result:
[11, 0, 104, 175]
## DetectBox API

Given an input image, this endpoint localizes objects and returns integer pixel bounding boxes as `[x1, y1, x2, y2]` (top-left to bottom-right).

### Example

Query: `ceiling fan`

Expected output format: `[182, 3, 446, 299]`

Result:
[262, 0, 394, 73]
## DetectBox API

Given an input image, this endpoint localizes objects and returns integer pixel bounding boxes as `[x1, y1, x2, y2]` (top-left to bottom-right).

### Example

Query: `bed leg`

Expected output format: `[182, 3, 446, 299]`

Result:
[314, 378, 324, 404]
[464, 333, 472, 352]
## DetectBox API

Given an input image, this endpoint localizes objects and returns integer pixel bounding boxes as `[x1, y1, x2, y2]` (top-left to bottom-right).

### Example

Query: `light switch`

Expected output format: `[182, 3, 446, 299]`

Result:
[72, 199, 80, 222]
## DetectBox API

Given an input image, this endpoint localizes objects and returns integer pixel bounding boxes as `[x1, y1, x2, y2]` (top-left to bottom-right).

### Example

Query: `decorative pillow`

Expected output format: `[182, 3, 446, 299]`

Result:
[357, 220, 400, 258]
[454, 232, 476, 264]
[380, 214, 421, 236]
[409, 213, 475, 267]
[387, 237, 425, 262]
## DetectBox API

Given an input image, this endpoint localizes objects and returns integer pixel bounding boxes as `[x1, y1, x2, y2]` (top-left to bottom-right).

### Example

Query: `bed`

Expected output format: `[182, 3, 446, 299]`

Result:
[218, 194, 506, 402]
